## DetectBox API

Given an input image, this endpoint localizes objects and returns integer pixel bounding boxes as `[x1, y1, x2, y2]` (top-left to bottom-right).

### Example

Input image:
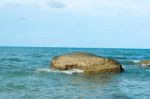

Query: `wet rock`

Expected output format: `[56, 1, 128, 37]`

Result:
[51, 52, 124, 74]
[137, 60, 150, 67]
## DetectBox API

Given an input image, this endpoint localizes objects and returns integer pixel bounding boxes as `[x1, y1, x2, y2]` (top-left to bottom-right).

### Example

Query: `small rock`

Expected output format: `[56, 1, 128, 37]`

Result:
[137, 60, 150, 67]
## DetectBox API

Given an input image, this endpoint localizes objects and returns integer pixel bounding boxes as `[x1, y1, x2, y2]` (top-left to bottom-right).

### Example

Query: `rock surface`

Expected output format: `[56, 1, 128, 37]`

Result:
[137, 60, 150, 67]
[51, 52, 124, 74]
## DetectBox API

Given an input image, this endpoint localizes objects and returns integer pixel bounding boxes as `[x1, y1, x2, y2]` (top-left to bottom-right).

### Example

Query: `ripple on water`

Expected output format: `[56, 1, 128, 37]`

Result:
[0, 47, 150, 99]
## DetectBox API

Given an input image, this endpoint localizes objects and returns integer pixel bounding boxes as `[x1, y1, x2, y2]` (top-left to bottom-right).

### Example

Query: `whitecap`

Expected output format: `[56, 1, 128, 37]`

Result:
[35, 68, 84, 74]
[132, 60, 141, 63]
[36, 68, 52, 72]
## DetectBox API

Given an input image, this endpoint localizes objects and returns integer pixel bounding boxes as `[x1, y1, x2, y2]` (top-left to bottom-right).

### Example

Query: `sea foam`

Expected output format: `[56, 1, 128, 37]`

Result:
[36, 68, 84, 74]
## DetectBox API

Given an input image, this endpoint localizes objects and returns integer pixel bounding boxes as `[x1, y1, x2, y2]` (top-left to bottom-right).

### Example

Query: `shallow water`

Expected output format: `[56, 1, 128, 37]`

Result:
[0, 47, 150, 99]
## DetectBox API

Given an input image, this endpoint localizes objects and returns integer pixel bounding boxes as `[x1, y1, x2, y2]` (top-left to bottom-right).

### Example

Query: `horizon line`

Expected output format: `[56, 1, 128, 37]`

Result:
[0, 45, 150, 50]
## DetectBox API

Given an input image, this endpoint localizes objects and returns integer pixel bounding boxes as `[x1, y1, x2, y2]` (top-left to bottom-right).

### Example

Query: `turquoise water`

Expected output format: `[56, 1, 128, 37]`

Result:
[0, 47, 150, 99]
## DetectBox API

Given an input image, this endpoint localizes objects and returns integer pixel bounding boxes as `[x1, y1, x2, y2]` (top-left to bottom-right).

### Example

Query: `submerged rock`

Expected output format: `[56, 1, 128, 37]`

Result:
[137, 60, 150, 67]
[51, 52, 124, 74]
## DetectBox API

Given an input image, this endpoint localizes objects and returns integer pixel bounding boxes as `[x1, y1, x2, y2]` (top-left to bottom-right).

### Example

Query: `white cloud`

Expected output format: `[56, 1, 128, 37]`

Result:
[0, 0, 150, 16]
[0, 0, 66, 9]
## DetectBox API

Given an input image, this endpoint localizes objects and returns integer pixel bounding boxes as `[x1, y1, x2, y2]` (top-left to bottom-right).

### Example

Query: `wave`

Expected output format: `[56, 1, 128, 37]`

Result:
[35, 68, 84, 74]
[120, 60, 140, 65]
[146, 69, 150, 72]
[132, 60, 141, 63]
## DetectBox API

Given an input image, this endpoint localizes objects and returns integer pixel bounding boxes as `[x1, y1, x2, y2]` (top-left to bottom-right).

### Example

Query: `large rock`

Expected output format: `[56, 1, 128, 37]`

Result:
[137, 60, 150, 67]
[51, 52, 124, 74]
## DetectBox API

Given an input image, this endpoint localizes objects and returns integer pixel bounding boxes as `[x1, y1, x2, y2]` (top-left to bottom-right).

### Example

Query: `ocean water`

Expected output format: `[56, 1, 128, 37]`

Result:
[0, 47, 150, 99]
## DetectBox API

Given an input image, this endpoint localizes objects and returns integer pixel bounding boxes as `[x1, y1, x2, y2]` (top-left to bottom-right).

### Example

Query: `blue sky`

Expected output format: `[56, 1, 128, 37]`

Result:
[0, 0, 150, 48]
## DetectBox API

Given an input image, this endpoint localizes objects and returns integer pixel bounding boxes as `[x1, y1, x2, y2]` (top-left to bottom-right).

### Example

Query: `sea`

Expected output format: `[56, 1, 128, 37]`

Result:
[0, 47, 150, 99]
